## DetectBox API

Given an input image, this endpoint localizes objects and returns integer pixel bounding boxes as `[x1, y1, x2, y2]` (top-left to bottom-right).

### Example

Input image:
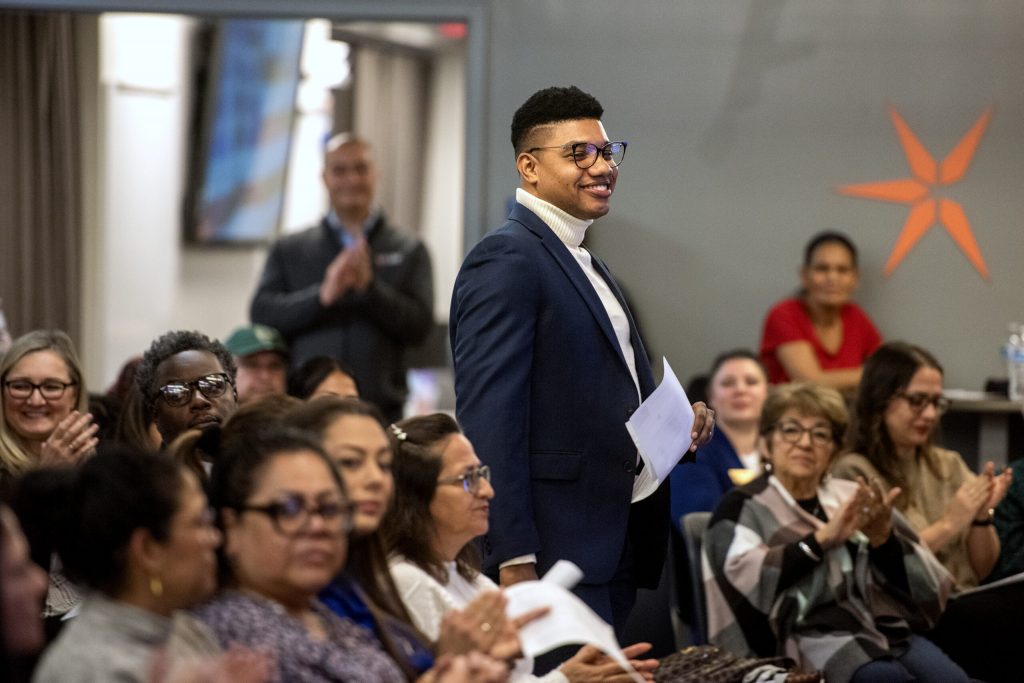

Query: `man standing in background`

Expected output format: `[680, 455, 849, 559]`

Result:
[251, 134, 433, 422]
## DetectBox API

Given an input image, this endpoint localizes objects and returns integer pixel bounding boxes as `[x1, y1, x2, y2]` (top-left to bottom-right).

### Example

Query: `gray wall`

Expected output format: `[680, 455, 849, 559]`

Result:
[482, 0, 1024, 389]
[7, 0, 1024, 389]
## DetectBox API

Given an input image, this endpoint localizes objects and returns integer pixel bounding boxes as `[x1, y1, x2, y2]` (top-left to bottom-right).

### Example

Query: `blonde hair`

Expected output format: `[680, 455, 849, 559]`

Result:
[0, 330, 87, 473]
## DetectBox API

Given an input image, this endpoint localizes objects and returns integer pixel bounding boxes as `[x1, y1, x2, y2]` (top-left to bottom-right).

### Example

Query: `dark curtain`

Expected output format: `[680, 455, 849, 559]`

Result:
[0, 12, 81, 342]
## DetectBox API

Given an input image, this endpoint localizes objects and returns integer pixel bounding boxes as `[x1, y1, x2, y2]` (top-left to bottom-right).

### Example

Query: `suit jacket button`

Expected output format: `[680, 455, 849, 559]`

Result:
[626, 407, 636, 418]
[622, 460, 634, 473]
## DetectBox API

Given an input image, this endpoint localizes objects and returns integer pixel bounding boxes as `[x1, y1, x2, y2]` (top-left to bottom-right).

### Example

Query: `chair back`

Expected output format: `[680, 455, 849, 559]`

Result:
[673, 511, 711, 645]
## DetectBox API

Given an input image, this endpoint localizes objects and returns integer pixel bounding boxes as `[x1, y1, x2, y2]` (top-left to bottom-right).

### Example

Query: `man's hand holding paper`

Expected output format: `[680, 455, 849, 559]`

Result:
[627, 358, 715, 502]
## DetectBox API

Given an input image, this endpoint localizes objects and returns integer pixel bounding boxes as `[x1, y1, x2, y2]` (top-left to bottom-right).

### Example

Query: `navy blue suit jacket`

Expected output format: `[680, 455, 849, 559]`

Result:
[450, 203, 669, 589]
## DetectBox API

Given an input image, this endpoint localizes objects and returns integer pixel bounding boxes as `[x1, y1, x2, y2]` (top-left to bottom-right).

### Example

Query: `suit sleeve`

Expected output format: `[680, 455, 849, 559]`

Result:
[250, 243, 326, 336]
[357, 241, 434, 345]
[451, 235, 541, 564]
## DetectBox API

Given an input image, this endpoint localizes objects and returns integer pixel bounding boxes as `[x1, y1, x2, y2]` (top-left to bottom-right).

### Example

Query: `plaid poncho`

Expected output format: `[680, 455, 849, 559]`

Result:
[702, 474, 953, 683]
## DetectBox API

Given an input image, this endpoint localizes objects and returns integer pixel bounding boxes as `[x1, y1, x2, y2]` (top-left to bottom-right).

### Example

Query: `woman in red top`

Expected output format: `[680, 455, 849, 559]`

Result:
[760, 232, 881, 392]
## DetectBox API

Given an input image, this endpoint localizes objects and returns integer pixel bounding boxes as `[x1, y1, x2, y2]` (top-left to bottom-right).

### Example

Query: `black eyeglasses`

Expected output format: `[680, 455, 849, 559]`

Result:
[438, 465, 491, 495]
[3, 379, 77, 400]
[897, 392, 951, 414]
[527, 141, 627, 169]
[239, 494, 354, 536]
[772, 421, 834, 448]
[156, 373, 231, 408]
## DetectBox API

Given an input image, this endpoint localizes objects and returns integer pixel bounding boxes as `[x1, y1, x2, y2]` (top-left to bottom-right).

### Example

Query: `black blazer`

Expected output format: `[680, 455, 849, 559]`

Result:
[251, 215, 433, 419]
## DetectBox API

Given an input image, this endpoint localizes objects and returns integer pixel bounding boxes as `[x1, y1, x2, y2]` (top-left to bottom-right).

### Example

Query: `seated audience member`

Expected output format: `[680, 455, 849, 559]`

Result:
[703, 383, 965, 683]
[196, 427, 504, 683]
[0, 330, 97, 627]
[832, 342, 1011, 590]
[0, 505, 48, 683]
[25, 448, 263, 682]
[383, 413, 658, 682]
[0, 330, 97, 497]
[106, 356, 161, 452]
[759, 232, 881, 391]
[669, 350, 767, 526]
[223, 325, 289, 405]
[287, 398, 434, 679]
[991, 456, 1024, 582]
[287, 356, 360, 401]
[832, 342, 1019, 682]
[134, 330, 239, 452]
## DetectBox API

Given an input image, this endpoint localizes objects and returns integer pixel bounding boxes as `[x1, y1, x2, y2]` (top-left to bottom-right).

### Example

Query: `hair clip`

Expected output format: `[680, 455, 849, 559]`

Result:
[390, 424, 407, 441]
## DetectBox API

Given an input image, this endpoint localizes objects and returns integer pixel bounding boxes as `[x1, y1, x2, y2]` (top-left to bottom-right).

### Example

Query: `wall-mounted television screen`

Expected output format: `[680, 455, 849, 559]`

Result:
[185, 19, 304, 244]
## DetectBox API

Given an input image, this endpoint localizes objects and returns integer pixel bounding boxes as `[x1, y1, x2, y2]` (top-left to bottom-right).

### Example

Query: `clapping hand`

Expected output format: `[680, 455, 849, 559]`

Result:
[39, 410, 98, 467]
[979, 461, 1013, 514]
[319, 237, 373, 305]
[947, 475, 992, 531]
[855, 477, 901, 548]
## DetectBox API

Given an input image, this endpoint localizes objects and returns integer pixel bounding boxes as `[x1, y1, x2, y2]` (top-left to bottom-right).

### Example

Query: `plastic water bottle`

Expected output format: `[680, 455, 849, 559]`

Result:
[1003, 323, 1024, 401]
[0, 299, 11, 356]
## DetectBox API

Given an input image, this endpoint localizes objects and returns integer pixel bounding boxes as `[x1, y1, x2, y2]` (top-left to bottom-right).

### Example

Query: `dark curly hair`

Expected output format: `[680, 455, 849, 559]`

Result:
[511, 85, 604, 154]
[135, 330, 237, 410]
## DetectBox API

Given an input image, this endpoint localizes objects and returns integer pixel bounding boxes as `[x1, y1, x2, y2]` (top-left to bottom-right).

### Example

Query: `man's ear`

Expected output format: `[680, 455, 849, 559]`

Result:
[516, 151, 540, 185]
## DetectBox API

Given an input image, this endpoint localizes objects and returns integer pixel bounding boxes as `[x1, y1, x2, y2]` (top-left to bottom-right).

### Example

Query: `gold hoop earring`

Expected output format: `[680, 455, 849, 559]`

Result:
[149, 576, 163, 598]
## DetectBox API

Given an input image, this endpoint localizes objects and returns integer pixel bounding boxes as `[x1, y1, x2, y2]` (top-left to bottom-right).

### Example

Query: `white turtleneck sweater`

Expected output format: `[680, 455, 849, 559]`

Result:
[515, 188, 641, 398]
[500, 190, 643, 571]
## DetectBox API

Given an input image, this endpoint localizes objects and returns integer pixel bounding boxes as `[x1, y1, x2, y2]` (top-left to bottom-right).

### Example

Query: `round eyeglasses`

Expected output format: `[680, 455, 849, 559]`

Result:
[772, 421, 834, 448]
[896, 392, 951, 414]
[3, 379, 77, 401]
[239, 494, 354, 536]
[527, 141, 627, 169]
[437, 465, 491, 494]
[155, 373, 231, 408]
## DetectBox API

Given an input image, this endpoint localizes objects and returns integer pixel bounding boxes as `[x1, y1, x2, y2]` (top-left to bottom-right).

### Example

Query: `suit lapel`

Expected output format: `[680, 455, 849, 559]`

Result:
[510, 204, 637, 381]
[590, 254, 656, 397]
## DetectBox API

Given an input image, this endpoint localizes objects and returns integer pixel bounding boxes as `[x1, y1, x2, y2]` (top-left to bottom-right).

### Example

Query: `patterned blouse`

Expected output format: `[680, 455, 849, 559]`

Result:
[194, 590, 405, 683]
[703, 474, 953, 683]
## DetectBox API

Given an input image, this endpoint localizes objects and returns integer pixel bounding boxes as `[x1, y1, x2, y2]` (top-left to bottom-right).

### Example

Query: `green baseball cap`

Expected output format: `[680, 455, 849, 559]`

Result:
[223, 324, 288, 358]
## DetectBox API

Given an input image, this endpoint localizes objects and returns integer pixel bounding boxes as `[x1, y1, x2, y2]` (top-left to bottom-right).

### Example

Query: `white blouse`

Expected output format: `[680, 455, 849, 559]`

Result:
[388, 555, 569, 682]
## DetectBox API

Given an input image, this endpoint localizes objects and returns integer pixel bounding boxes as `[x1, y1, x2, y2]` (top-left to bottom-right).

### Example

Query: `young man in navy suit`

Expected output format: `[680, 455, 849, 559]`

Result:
[450, 86, 714, 636]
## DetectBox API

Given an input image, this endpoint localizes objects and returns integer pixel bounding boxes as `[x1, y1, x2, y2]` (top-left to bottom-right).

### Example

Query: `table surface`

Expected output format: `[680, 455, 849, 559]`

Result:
[944, 390, 1023, 414]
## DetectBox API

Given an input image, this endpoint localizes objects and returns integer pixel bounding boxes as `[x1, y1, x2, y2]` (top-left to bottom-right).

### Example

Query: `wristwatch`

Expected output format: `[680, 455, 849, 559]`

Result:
[972, 508, 996, 527]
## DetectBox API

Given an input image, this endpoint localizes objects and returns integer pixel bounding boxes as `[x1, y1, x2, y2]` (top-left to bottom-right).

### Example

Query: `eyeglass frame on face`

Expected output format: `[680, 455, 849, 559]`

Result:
[437, 465, 492, 495]
[526, 141, 628, 169]
[3, 378, 78, 401]
[237, 494, 355, 537]
[770, 420, 835, 448]
[896, 391, 952, 414]
[154, 373, 232, 408]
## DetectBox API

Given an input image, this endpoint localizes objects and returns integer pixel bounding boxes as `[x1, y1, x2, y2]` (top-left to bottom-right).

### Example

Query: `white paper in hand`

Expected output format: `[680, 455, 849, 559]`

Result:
[627, 357, 695, 502]
[503, 561, 645, 683]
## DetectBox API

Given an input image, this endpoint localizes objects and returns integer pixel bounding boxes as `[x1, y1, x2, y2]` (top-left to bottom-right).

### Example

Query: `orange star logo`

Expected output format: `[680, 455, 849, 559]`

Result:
[836, 105, 994, 280]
